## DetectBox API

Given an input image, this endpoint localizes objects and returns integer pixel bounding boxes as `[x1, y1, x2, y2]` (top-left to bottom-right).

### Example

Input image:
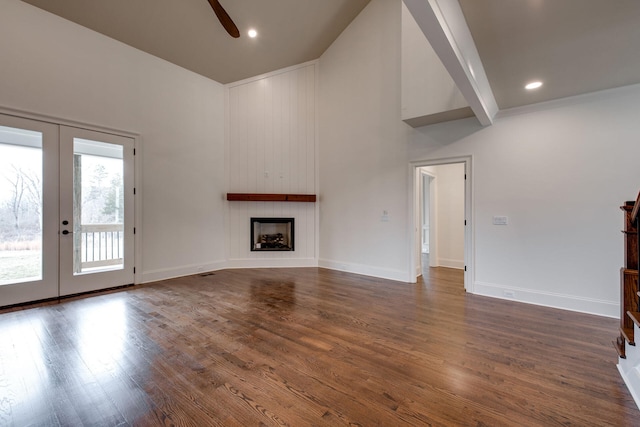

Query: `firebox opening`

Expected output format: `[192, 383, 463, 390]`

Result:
[251, 218, 294, 251]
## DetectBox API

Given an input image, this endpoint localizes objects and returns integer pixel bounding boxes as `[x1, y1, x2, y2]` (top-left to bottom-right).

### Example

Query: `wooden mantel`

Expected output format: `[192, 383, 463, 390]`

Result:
[226, 193, 316, 202]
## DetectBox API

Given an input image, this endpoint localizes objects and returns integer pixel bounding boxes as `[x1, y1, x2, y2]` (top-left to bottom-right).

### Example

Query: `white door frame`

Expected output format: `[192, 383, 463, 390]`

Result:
[59, 125, 136, 296]
[414, 168, 436, 276]
[408, 156, 473, 291]
[420, 168, 437, 266]
[0, 106, 142, 304]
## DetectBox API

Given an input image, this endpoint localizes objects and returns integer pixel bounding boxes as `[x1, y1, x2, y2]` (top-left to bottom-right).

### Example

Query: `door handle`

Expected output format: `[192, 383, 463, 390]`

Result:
[62, 230, 72, 235]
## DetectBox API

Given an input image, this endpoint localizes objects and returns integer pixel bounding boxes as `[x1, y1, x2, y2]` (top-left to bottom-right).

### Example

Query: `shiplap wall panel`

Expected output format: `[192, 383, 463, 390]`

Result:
[227, 63, 317, 262]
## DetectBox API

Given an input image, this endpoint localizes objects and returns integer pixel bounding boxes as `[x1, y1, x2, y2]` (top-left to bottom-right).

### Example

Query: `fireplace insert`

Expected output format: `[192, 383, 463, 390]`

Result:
[251, 218, 294, 251]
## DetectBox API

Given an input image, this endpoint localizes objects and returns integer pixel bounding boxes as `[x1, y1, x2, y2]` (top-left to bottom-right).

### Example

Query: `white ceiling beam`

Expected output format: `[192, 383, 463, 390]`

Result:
[403, 0, 498, 126]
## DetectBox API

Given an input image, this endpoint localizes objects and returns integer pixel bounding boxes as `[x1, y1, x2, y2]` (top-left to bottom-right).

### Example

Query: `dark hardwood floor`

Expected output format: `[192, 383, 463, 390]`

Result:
[0, 267, 637, 426]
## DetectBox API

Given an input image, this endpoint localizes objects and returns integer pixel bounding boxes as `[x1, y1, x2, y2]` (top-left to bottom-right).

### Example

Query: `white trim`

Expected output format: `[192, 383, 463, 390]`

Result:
[474, 281, 618, 318]
[409, 155, 473, 291]
[414, 169, 423, 276]
[437, 258, 464, 269]
[143, 256, 408, 286]
[319, 258, 410, 283]
[226, 258, 318, 269]
[314, 62, 320, 264]
[223, 72, 231, 264]
[225, 60, 319, 89]
[141, 260, 227, 284]
[0, 105, 140, 139]
[419, 169, 437, 179]
[58, 126, 135, 295]
[428, 174, 437, 268]
[419, 169, 438, 268]
[133, 136, 143, 285]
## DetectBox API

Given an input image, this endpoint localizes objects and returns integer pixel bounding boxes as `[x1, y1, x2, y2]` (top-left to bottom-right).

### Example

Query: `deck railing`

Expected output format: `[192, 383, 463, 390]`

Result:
[79, 223, 124, 270]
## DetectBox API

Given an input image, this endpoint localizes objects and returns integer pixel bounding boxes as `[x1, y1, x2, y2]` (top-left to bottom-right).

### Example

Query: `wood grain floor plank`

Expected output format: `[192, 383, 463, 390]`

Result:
[0, 266, 637, 426]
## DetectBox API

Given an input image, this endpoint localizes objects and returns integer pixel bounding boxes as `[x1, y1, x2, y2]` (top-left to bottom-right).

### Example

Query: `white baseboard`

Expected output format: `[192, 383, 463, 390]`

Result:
[141, 263, 617, 318]
[225, 258, 318, 269]
[474, 281, 618, 318]
[318, 258, 410, 282]
[436, 258, 464, 269]
[142, 256, 411, 285]
[142, 258, 318, 283]
[141, 260, 227, 284]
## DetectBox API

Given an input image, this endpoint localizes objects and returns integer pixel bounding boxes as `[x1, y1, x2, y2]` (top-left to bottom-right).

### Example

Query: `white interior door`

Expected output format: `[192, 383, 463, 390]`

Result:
[59, 126, 134, 296]
[0, 114, 59, 306]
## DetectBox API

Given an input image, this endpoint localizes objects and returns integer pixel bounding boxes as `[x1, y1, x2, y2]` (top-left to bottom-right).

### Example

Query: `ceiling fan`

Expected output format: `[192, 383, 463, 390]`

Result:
[207, 0, 240, 38]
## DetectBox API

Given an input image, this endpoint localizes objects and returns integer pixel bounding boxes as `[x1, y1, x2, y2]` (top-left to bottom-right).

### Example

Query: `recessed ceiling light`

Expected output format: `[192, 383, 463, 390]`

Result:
[525, 81, 543, 90]
[248, 29, 257, 38]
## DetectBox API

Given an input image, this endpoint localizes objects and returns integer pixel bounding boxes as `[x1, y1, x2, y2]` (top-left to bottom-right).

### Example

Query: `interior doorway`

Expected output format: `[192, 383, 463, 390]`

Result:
[419, 169, 436, 269]
[410, 157, 472, 291]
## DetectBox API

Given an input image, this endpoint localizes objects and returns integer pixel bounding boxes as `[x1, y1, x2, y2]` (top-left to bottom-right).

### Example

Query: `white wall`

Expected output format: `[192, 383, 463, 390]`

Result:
[0, 0, 226, 282]
[410, 87, 640, 316]
[319, 0, 640, 316]
[226, 64, 317, 267]
[319, 0, 413, 281]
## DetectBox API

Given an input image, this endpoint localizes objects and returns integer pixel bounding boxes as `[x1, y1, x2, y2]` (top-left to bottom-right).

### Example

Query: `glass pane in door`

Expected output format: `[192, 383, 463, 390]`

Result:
[73, 138, 124, 274]
[0, 126, 43, 285]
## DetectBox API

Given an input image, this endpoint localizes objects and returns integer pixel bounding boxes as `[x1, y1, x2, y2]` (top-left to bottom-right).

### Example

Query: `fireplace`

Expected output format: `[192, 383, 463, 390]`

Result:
[251, 218, 294, 251]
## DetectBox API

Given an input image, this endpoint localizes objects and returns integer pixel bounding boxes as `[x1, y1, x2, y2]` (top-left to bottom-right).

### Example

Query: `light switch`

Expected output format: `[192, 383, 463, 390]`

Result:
[493, 216, 508, 225]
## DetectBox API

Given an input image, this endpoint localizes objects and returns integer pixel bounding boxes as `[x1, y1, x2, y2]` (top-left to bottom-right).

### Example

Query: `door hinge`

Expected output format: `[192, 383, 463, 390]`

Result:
[133, 187, 136, 195]
[134, 267, 136, 274]
[464, 266, 467, 271]
[464, 220, 467, 225]
[133, 227, 136, 234]
[133, 148, 136, 155]
[464, 174, 467, 180]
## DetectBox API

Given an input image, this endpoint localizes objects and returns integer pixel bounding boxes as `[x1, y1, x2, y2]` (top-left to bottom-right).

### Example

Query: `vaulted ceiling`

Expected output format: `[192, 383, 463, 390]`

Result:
[459, 0, 640, 110]
[20, 0, 371, 85]
[21, 0, 640, 113]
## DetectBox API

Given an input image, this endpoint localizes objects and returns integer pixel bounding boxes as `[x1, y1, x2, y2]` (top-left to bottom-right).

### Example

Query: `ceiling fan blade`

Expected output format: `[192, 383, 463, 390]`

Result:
[207, 0, 240, 38]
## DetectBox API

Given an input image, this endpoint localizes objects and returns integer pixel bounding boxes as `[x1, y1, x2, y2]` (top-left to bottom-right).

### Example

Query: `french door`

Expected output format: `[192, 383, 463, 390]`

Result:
[0, 113, 134, 307]
[58, 126, 134, 295]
